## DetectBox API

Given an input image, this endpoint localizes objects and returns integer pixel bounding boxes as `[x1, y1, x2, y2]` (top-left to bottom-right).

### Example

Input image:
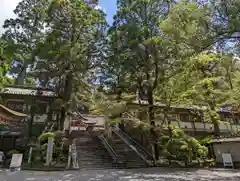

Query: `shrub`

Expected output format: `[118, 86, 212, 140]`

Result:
[31, 147, 42, 162]
[38, 132, 55, 143]
[53, 131, 64, 145]
[7, 149, 20, 157]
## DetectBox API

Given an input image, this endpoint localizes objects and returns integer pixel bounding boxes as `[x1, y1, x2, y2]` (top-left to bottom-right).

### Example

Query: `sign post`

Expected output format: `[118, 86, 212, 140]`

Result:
[28, 147, 33, 164]
[71, 139, 79, 169]
[222, 153, 234, 168]
[10, 154, 23, 171]
[0, 151, 4, 166]
[67, 144, 72, 169]
[45, 137, 54, 166]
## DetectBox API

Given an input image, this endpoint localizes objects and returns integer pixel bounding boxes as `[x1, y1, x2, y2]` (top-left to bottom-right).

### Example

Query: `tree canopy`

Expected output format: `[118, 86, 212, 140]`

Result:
[0, 0, 240, 164]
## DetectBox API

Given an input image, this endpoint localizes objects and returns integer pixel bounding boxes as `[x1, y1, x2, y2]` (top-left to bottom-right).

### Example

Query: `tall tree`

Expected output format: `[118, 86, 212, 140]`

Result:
[35, 0, 107, 130]
[0, 37, 13, 86]
[104, 0, 240, 137]
[181, 53, 230, 136]
[2, 0, 49, 85]
[107, 0, 176, 122]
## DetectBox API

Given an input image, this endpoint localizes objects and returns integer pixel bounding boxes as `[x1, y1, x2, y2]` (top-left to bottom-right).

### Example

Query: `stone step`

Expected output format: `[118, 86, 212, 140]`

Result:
[74, 133, 148, 169]
[75, 135, 116, 170]
[107, 136, 148, 168]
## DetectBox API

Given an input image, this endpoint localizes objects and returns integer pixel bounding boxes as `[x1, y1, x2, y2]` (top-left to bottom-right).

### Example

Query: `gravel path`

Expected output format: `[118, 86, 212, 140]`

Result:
[0, 168, 240, 181]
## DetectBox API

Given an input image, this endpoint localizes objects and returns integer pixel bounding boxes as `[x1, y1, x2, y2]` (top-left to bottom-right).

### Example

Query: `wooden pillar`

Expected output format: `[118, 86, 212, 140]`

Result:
[29, 100, 36, 138]
[47, 102, 53, 123]
[12, 135, 15, 149]
[0, 135, 3, 150]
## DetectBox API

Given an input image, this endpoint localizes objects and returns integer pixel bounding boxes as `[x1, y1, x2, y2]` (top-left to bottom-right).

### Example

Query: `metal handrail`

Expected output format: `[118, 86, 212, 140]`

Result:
[98, 135, 118, 161]
[114, 126, 153, 160]
[112, 126, 153, 166]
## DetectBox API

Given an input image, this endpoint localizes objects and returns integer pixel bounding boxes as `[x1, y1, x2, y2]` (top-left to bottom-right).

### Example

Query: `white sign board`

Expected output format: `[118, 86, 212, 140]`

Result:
[222, 153, 234, 168]
[46, 137, 54, 166]
[10, 154, 23, 168]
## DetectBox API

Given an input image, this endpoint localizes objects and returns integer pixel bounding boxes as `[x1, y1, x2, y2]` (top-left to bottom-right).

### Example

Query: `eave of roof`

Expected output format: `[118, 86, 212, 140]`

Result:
[129, 100, 235, 113]
[0, 104, 27, 117]
[212, 137, 240, 143]
[0, 87, 57, 97]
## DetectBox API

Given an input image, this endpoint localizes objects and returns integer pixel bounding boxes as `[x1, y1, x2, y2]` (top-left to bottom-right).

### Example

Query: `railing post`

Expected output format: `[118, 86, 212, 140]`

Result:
[151, 144, 156, 165]
[108, 125, 112, 138]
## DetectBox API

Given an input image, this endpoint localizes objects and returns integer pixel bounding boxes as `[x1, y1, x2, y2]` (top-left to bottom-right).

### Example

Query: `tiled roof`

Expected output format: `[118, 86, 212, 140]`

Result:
[0, 104, 27, 117]
[212, 137, 240, 143]
[130, 100, 207, 110]
[130, 100, 233, 113]
[0, 87, 57, 97]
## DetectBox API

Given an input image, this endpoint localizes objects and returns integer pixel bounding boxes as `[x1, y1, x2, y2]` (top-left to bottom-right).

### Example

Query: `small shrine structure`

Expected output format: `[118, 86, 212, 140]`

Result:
[0, 85, 58, 137]
[0, 104, 27, 151]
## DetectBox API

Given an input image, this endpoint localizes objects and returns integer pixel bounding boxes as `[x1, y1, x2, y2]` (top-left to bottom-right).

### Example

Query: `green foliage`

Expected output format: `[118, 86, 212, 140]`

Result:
[0, 124, 9, 131]
[38, 132, 55, 143]
[2, 0, 49, 85]
[33, 131, 68, 163]
[53, 131, 64, 146]
[0, 37, 14, 86]
[0, 0, 239, 165]
[158, 125, 208, 162]
[108, 119, 120, 126]
[198, 136, 212, 145]
[31, 147, 42, 162]
[7, 149, 20, 157]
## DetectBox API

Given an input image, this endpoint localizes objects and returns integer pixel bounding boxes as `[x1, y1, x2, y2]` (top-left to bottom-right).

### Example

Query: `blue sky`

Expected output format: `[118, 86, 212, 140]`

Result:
[99, 0, 117, 24]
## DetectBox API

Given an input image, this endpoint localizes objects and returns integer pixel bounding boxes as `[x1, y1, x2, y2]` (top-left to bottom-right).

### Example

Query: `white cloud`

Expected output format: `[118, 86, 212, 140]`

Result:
[94, 4, 106, 13]
[94, 4, 102, 10]
[0, 0, 20, 34]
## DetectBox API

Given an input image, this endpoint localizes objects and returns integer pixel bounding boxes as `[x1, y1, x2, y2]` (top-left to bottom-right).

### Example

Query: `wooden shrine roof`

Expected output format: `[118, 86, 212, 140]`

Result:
[130, 100, 235, 113]
[0, 86, 57, 98]
[0, 104, 27, 118]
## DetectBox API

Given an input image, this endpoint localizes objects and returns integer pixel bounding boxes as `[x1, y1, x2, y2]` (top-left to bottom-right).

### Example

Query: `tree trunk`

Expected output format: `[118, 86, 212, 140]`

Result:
[147, 88, 159, 161]
[15, 63, 27, 85]
[163, 108, 172, 166]
[56, 114, 60, 130]
[60, 71, 73, 131]
[28, 105, 36, 138]
[59, 107, 66, 131]
[147, 88, 154, 122]
[210, 104, 220, 137]
[47, 105, 53, 122]
[213, 121, 220, 137]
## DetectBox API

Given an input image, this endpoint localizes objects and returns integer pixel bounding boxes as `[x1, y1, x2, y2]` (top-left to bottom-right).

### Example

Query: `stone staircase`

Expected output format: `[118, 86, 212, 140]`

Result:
[107, 131, 149, 168]
[75, 131, 118, 170]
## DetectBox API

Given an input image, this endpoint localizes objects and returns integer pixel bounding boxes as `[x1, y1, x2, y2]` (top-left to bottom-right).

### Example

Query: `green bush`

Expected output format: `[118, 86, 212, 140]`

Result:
[38, 132, 55, 143]
[36, 131, 69, 163]
[157, 125, 209, 165]
[0, 124, 9, 131]
[7, 149, 20, 157]
[31, 147, 42, 162]
[53, 131, 64, 145]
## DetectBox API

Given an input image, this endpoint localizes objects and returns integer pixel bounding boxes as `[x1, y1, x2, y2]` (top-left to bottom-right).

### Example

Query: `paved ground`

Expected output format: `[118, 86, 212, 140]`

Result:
[0, 168, 240, 181]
